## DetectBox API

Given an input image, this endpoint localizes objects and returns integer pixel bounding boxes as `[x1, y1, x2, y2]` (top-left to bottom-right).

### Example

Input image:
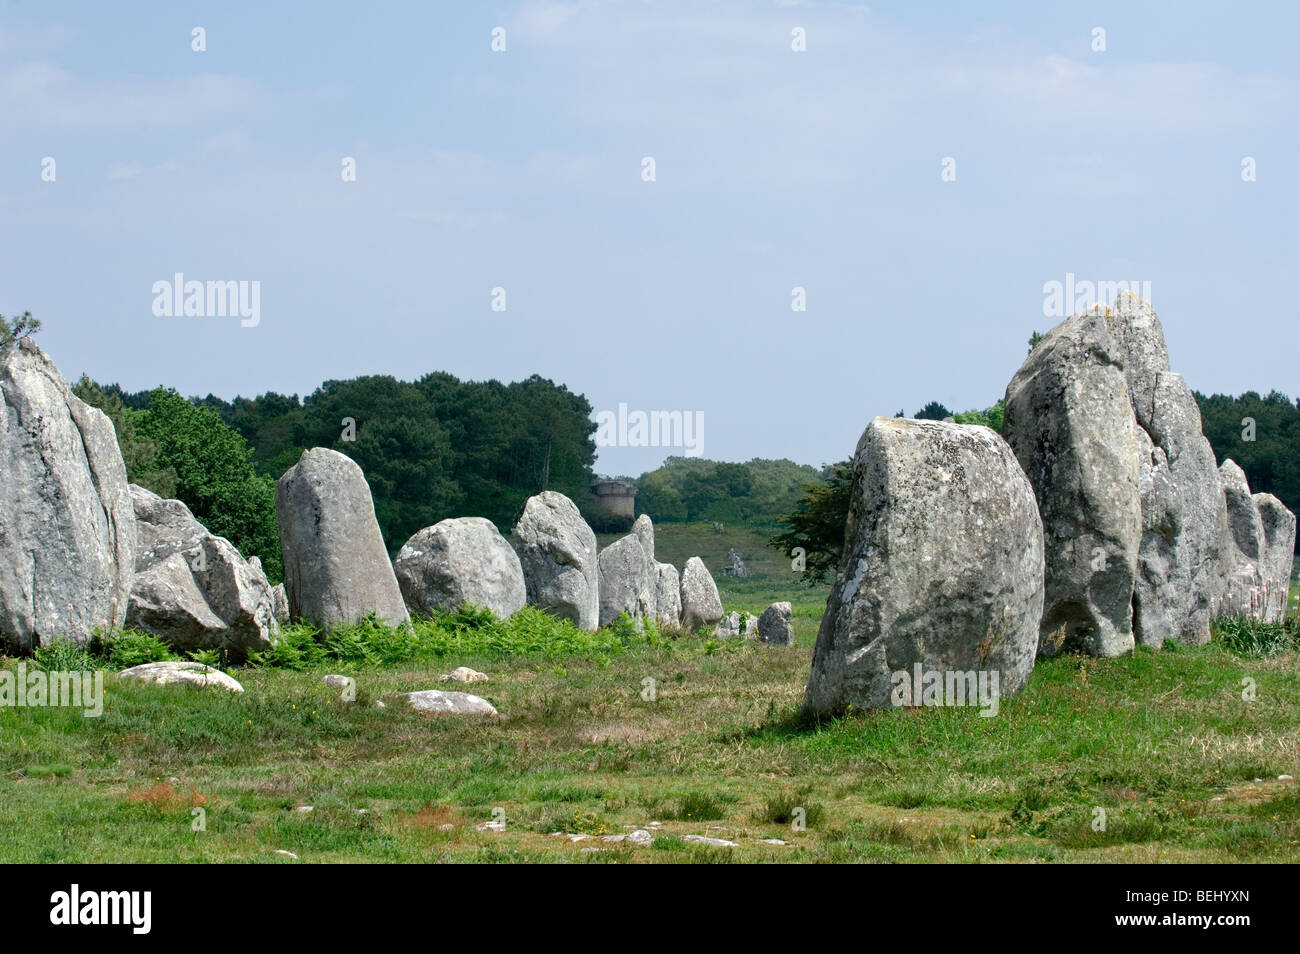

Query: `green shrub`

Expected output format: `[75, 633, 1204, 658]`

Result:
[1213, 616, 1300, 658]
[32, 641, 96, 672]
[95, 630, 178, 668]
[247, 624, 327, 670]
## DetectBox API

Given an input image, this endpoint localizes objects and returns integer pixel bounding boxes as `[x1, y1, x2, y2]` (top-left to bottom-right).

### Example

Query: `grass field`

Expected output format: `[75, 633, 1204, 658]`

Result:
[1, 523, 1297, 863]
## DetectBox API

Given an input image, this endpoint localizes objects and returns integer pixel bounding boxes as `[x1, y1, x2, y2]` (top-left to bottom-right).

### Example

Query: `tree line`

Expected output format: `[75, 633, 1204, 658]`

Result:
[75, 372, 599, 581]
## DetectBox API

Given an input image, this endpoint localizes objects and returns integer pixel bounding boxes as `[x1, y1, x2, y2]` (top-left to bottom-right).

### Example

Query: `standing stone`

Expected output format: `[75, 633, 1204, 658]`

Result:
[598, 533, 655, 627]
[757, 601, 794, 645]
[394, 517, 526, 618]
[127, 485, 277, 660]
[1102, 295, 1226, 646]
[679, 556, 724, 632]
[270, 583, 290, 623]
[653, 562, 682, 627]
[1254, 493, 1296, 622]
[1142, 372, 1228, 645]
[1002, 308, 1141, 657]
[512, 491, 599, 630]
[1132, 429, 1184, 648]
[804, 418, 1044, 716]
[632, 514, 654, 564]
[275, 448, 409, 631]
[0, 339, 135, 650]
[725, 548, 747, 578]
[1218, 459, 1264, 617]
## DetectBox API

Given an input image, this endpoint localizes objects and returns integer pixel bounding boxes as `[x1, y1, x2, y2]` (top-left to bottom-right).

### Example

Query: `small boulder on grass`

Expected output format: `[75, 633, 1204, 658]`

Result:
[439, 666, 488, 684]
[757, 602, 794, 645]
[402, 689, 498, 716]
[117, 660, 243, 692]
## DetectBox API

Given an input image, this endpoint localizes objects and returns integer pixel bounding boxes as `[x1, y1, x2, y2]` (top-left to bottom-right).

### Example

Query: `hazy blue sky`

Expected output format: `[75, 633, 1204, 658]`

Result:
[2, 1, 1296, 476]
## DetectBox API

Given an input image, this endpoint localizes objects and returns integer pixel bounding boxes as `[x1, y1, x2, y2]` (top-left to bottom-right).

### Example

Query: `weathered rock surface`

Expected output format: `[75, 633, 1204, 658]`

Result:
[0, 339, 135, 651]
[511, 491, 599, 630]
[1254, 493, 1296, 622]
[679, 557, 723, 632]
[715, 610, 758, 639]
[270, 583, 289, 623]
[598, 529, 655, 627]
[804, 418, 1044, 716]
[402, 689, 498, 716]
[126, 485, 277, 660]
[117, 660, 243, 692]
[1003, 308, 1141, 656]
[653, 562, 682, 627]
[439, 666, 488, 683]
[275, 448, 409, 631]
[757, 601, 794, 645]
[393, 517, 526, 618]
[1215, 459, 1295, 621]
[1100, 295, 1227, 646]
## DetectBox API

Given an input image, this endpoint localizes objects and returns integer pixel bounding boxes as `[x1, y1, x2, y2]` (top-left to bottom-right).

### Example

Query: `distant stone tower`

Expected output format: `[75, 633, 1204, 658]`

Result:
[591, 480, 637, 520]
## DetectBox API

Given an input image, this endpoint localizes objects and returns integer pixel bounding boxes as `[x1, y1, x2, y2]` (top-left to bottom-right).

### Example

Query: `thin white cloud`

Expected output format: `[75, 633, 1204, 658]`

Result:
[0, 62, 263, 137]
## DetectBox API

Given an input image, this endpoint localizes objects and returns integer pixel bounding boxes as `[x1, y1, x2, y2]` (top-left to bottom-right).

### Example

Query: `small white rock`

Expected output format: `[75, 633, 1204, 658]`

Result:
[273, 850, 299, 860]
[404, 689, 498, 716]
[625, 829, 654, 846]
[294, 805, 313, 813]
[1279, 775, 1294, 781]
[117, 661, 243, 692]
[759, 838, 788, 846]
[439, 666, 488, 684]
[684, 834, 738, 847]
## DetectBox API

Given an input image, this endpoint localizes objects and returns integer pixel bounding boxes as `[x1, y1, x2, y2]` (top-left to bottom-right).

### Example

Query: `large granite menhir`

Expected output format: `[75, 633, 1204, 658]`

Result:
[1003, 295, 1238, 655]
[804, 418, 1044, 716]
[0, 339, 135, 650]
[275, 447, 409, 631]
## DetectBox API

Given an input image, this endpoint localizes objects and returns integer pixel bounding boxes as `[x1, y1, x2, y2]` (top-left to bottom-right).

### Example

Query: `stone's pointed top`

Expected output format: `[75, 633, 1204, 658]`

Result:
[1219, 458, 1249, 486]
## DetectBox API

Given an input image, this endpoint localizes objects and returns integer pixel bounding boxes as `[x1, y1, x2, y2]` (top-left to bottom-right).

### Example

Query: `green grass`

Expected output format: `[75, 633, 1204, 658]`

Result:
[1, 525, 1295, 863]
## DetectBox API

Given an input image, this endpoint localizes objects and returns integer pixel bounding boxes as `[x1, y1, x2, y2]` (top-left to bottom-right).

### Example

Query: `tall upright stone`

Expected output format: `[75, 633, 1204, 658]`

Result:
[1254, 493, 1296, 622]
[653, 562, 682, 627]
[679, 556, 724, 632]
[0, 339, 134, 650]
[1102, 295, 1226, 646]
[1003, 309, 1141, 657]
[804, 418, 1044, 716]
[598, 529, 656, 627]
[512, 491, 599, 630]
[275, 447, 409, 630]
